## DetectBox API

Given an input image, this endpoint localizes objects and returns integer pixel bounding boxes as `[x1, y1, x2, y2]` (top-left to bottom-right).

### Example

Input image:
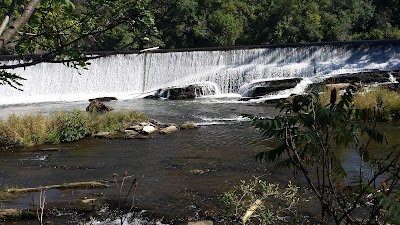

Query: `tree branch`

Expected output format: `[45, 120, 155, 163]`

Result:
[0, 0, 41, 50]
[0, 0, 17, 36]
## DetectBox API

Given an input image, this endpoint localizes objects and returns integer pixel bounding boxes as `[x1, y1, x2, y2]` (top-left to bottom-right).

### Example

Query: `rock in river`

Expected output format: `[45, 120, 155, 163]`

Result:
[86, 99, 114, 113]
[159, 125, 178, 134]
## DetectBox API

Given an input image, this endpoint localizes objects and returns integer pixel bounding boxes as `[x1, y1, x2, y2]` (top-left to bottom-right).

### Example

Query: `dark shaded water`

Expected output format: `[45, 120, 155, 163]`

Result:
[0, 98, 399, 224]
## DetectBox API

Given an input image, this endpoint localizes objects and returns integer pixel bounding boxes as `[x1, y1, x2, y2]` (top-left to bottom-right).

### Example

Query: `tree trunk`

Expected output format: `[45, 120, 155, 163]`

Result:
[0, 0, 41, 50]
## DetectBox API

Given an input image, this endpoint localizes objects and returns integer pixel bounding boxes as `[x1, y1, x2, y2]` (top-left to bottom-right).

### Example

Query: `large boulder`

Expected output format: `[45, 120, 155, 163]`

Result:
[142, 125, 158, 134]
[160, 85, 197, 100]
[144, 83, 217, 100]
[86, 99, 114, 113]
[239, 78, 302, 98]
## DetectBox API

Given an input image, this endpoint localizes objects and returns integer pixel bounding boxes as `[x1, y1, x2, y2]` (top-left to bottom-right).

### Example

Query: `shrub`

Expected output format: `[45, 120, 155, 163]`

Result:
[55, 110, 90, 142]
[87, 110, 148, 134]
[216, 177, 300, 225]
[0, 114, 48, 147]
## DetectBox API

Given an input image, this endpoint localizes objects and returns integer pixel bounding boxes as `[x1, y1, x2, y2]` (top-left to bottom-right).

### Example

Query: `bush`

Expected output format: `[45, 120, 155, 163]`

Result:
[0, 114, 48, 147]
[216, 177, 300, 225]
[56, 110, 90, 142]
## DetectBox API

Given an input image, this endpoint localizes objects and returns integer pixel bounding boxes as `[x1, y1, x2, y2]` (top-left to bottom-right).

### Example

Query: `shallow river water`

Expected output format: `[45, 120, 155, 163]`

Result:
[0, 97, 399, 224]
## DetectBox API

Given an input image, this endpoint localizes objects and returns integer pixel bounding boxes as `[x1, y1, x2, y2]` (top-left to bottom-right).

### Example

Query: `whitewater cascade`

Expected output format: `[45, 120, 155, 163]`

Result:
[1, 42, 400, 105]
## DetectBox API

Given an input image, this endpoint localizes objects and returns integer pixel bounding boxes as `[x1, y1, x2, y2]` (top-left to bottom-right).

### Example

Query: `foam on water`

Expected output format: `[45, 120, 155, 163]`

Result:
[84, 213, 167, 225]
[195, 115, 250, 125]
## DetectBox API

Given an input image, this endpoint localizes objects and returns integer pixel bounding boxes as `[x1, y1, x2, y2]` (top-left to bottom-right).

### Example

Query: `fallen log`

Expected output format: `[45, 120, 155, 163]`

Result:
[5, 181, 109, 194]
[0, 209, 36, 220]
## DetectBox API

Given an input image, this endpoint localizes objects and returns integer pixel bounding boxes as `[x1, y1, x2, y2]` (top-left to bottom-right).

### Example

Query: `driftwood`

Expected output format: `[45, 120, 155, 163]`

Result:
[0, 208, 36, 219]
[5, 181, 109, 194]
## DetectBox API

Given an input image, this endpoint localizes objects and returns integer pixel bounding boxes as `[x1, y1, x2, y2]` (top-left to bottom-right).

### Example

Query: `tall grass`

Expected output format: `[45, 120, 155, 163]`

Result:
[319, 86, 400, 121]
[353, 87, 400, 121]
[0, 110, 148, 148]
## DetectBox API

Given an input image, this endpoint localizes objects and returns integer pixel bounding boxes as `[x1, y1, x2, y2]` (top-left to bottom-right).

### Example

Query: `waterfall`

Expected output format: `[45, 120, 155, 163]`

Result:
[1, 42, 400, 105]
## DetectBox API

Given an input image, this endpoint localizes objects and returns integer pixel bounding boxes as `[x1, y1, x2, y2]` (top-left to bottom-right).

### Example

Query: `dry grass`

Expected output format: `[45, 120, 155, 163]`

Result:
[0, 110, 148, 148]
[354, 87, 400, 121]
[0, 114, 49, 147]
[318, 87, 400, 121]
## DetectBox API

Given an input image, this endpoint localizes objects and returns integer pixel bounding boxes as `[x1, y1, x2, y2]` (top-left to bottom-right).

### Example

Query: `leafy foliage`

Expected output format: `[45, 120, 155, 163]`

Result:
[0, 70, 26, 90]
[57, 110, 89, 142]
[216, 177, 300, 225]
[249, 86, 400, 224]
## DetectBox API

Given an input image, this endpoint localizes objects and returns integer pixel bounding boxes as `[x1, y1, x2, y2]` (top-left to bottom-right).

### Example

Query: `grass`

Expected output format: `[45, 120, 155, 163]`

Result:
[353, 87, 400, 121]
[0, 110, 148, 148]
[318, 86, 400, 121]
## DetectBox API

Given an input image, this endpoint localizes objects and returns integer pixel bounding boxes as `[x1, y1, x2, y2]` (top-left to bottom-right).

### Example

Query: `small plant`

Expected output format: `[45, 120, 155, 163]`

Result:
[36, 189, 46, 225]
[216, 177, 300, 224]
[111, 171, 139, 225]
[57, 110, 90, 142]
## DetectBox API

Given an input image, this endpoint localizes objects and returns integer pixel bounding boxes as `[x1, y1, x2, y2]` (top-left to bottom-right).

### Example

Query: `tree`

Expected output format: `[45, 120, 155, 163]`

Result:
[207, 9, 244, 46]
[0, 0, 156, 89]
[249, 87, 400, 224]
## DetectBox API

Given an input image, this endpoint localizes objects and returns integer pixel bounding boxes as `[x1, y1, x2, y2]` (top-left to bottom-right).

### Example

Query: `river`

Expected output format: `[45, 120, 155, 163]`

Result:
[0, 97, 298, 224]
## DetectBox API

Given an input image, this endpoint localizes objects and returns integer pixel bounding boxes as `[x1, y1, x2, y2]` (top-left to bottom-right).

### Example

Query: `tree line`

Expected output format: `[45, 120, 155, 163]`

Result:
[1, 0, 400, 53]
[151, 0, 400, 48]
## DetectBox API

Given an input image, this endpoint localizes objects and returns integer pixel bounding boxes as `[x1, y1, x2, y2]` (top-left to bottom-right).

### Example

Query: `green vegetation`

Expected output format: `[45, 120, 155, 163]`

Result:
[250, 86, 400, 224]
[216, 177, 300, 225]
[153, 0, 400, 48]
[0, 110, 148, 148]
[1, 0, 400, 53]
[354, 87, 400, 121]
[320, 86, 400, 121]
